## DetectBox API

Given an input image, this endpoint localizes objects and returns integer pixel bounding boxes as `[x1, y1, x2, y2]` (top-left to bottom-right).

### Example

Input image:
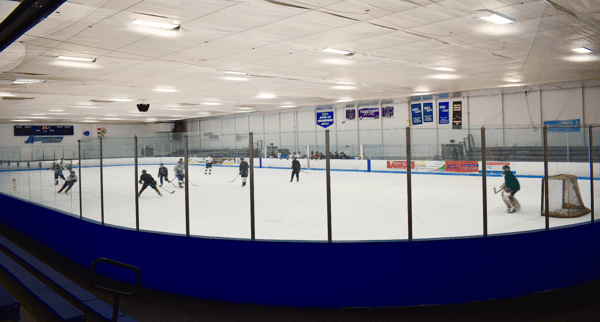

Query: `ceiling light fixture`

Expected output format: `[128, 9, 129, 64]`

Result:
[13, 79, 44, 84]
[332, 86, 355, 90]
[257, 93, 275, 99]
[108, 98, 131, 102]
[336, 99, 353, 102]
[49, 110, 64, 112]
[335, 81, 354, 85]
[224, 70, 248, 75]
[155, 87, 177, 92]
[480, 12, 515, 25]
[223, 76, 249, 81]
[133, 20, 180, 30]
[203, 102, 221, 105]
[0, 92, 14, 96]
[280, 105, 295, 108]
[323, 48, 354, 56]
[58, 56, 96, 63]
[31, 114, 45, 116]
[11, 120, 31, 122]
[433, 67, 456, 72]
[573, 47, 593, 53]
[240, 107, 253, 110]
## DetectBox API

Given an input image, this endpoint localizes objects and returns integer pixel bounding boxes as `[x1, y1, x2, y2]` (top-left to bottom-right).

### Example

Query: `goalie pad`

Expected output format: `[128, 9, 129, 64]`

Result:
[502, 191, 520, 210]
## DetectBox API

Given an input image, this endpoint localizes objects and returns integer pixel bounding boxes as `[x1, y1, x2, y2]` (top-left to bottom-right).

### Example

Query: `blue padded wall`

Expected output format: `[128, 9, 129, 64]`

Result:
[2, 192, 600, 308]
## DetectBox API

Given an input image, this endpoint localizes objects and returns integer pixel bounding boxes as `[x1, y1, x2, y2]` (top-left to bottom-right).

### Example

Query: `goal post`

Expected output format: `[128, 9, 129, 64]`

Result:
[541, 174, 591, 218]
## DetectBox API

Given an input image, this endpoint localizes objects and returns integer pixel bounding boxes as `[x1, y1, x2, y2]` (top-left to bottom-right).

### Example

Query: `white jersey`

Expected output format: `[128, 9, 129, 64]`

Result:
[174, 164, 184, 175]
[206, 157, 213, 165]
[67, 173, 78, 182]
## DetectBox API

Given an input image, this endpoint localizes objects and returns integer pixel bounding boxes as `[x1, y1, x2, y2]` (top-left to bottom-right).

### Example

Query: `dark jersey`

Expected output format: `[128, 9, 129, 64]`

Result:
[158, 166, 168, 177]
[239, 161, 249, 177]
[504, 172, 520, 192]
[292, 159, 300, 171]
[140, 173, 156, 185]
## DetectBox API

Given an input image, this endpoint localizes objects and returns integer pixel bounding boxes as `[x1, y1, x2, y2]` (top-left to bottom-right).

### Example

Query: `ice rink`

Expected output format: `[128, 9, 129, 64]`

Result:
[1, 164, 596, 241]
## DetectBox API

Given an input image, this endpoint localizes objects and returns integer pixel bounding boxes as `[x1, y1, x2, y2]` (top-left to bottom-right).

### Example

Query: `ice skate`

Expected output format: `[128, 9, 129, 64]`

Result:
[65, 190, 69, 196]
[508, 207, 516, 213]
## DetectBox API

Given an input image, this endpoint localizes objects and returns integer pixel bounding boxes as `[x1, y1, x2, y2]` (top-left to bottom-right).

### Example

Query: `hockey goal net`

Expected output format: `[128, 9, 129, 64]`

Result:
[541, 174, 590, 218]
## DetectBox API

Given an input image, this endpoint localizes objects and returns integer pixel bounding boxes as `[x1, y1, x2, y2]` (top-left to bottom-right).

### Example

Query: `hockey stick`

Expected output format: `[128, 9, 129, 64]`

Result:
[188, 180, 199, 187]
[493, 187, 504, 194]
[229, 174, 240, 183]
[159, 185, 175, 194]
[301, 170, 310, 174]
[167, 177, 178, 188]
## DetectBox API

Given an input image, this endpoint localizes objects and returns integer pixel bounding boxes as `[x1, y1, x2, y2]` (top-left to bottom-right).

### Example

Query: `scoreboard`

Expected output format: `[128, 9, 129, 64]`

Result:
[14, 125, 74, 136]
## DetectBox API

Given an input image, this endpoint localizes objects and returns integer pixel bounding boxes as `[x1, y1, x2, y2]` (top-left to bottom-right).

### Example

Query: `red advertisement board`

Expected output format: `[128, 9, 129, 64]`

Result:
[387, 161, 415, 169]
[445, 161, 479, 173]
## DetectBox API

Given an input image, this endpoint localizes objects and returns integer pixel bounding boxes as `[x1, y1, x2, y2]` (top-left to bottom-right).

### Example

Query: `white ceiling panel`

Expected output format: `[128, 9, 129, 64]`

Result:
[0, 0, 598, 123]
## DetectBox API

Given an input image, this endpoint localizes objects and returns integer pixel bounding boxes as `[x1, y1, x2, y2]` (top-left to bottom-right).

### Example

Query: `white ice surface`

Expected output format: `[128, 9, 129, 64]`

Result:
[1, 165, 596, 241]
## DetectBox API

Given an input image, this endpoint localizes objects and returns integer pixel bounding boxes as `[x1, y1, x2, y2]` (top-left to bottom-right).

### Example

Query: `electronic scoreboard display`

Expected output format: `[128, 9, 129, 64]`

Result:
[14, 125, 74, 136]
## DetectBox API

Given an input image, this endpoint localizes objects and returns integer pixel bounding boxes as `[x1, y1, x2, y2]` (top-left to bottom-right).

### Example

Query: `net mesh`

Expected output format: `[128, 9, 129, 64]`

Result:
[541, 174, 590, 218]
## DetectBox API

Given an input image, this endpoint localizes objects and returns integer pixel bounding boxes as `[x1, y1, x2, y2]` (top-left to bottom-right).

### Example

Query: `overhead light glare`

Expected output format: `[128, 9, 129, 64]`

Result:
[13, 79, 44, 84]
[280, 105, 295, 108]
[155, 87, 177, 92]
[49, 110, 64, 112]
[480, 13, 514, 25]
[0, 92, 14, 97]
[323, 48, 354, 56]
[224, 70, 248, 75]
[433, 67, 456, 72]
[240, 107, 253, 110]
[257, 93, 275, 99]
[336, 99, 353, 102]
[11, 120, 31, 122]
[31, 114, 45, 116]
[332, 86, 355, 90]
[108, 98, 131, 102]
[133, 20, 180, 30]
[573, 47, 593, 53]
[57, 56, 96, 63]
[223, 76, 249, 81]
[203, 102, 221, 105]
[335, 81, 354, 85]
[28, 116, 49, 119]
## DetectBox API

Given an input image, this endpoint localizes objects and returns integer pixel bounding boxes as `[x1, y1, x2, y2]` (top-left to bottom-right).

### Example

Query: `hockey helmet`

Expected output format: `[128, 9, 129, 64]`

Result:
[142, 169, 147, 174]
[70, 171, 75, 175]
[502, 165, 510, 174]
[160, 163, 164, 166]
[240, 157, 244, 161]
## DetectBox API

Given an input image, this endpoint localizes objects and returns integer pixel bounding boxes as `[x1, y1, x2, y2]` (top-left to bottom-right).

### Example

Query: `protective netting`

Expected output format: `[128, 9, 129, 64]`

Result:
[519, 0, 600, 85]
[541, 174, 590, 218]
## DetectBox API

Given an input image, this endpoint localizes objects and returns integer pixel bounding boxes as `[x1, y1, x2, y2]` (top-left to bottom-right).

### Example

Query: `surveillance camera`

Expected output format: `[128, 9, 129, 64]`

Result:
[137, 104, 149, 112]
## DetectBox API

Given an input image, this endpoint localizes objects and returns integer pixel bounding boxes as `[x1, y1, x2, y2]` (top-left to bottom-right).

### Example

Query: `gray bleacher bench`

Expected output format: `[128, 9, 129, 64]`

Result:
[0, 236, 137, 322]
[0, 252, 85, 321]
[0, 284, 20, 321]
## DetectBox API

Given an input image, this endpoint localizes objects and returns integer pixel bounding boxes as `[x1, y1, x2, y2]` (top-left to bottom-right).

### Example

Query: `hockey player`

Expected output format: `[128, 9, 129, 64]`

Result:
[174, 160, 185, 188]
[205, 155, 213, 175]
[291, 157, 300, 182]
[48, 160, 66, 185]
[239, 157, 249, 187]
[499, 165, 520, 213]
[57, 171, 78, 195]
[158, 163, 169, 186]
[138, 170, 162, 197]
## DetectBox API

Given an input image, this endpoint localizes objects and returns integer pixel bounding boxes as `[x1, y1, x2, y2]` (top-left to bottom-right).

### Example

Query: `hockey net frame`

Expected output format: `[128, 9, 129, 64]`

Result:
[541, 174, 591, 218]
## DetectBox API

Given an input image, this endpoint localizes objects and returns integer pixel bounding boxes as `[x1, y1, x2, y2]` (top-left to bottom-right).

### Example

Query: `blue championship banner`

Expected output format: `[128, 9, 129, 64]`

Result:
[423, 102, 433, 123]
[411, 103, 423, 125]
[439, 102, 449, 124]
[317, 111, 334, 128]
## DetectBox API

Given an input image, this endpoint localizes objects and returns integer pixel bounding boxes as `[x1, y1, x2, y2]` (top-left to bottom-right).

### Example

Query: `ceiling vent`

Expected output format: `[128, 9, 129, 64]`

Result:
[2, 96, 33, 100]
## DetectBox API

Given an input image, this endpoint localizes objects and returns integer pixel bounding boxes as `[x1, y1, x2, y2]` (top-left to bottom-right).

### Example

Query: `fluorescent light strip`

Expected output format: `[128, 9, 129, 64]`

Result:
[433, 67, 456, 72]
[133, 20, 180, 29]
[239, 107, 253, 110]
[573, 47, 593, 53]
[480, 13, 514, 25]
[224, 70, 248, 75]
[0, 92, 14, 97]
[58, 56, 96, 63]
[109, 98, 131, 102]
[13, 79, 44, 84]
[11, 120, 31, 122]
[335, 81, 354, 85]
[203, 102, 221, 105]
[323, 48, 354, 55]
[155, 87, 177, 92]
[280, 105, 295, 108]
[49, 110, 64, 112]
[257, 93, 275, 99]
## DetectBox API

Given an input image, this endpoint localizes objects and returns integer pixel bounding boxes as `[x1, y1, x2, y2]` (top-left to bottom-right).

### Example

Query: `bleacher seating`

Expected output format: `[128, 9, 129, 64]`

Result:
[0, 235, 137, 322]
[0, 284, 20, 321]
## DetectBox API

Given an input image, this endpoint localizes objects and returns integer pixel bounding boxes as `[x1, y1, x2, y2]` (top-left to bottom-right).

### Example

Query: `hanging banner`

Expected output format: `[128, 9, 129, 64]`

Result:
[358, 107, 379, 120]
[452, 101, 462, 129]
[544, 119, 581, 132]
[345, 109, 356, 121]
[382, 106, 394, 118]
[423, 102, 433, 123]
[439, 102, 450, 125]
[316, 111, 334, 128]
[411, 103, 423, 125]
